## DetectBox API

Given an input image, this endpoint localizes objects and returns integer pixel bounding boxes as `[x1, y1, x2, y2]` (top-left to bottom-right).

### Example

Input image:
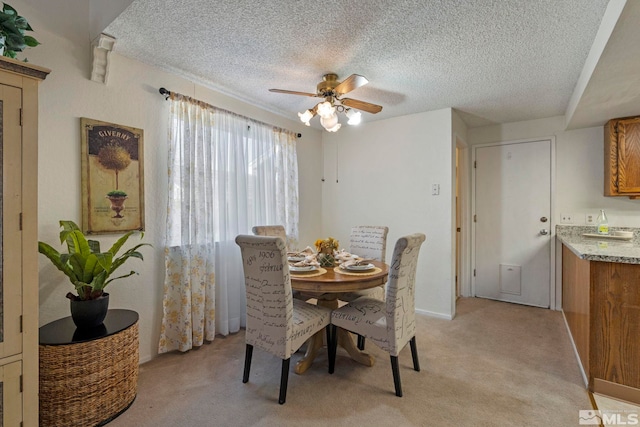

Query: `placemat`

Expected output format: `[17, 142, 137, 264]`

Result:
[290, 267, 327, 278]
[333, 266, 383, 276]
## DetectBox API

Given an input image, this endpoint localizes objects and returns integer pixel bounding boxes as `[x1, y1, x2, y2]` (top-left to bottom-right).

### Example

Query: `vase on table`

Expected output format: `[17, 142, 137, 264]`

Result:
[318, 248, 336, 267]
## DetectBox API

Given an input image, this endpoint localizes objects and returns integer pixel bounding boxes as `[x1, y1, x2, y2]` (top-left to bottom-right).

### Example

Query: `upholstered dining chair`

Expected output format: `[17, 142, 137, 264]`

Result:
[252, 225, 288, 248]
[252, 225, 309, 301]
[340, 225, 389, 350]
[330, 233, 426, 397]
[235, 235, 334, 404]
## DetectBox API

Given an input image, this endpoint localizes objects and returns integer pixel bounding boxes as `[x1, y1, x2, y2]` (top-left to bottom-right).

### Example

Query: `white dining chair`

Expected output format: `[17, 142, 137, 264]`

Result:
[252, 225, 309, 301]
[340, 225, 389, 349]
[330, 233, 426, 397]
[252, 225, 288, 248]
[235, 234, 334, 404]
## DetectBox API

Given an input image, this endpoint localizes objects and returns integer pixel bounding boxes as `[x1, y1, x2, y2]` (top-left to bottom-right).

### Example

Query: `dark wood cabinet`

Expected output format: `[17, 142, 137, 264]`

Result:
[604, 116, 640, 198]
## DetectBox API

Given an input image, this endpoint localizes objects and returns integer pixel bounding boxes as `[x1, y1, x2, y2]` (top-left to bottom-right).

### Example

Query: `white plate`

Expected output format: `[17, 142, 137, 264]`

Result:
[289, 265, 317, 272]
[288, 256, 306, 262]
[344, 263, 374, 271]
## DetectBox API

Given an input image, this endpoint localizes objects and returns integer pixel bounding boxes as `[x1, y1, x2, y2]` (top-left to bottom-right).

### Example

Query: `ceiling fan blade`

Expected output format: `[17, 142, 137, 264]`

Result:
[341, 98, 383, 114]
[334, 74, 369, 95]
[269, 89, 319, 97]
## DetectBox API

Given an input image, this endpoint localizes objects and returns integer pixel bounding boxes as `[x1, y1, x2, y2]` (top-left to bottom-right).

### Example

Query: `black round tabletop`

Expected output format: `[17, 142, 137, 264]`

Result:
[39, 309, 139, 345]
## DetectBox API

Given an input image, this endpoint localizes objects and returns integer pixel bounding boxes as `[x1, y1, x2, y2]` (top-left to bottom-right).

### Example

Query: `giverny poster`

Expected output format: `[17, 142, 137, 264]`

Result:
[81, 118, 144, 234]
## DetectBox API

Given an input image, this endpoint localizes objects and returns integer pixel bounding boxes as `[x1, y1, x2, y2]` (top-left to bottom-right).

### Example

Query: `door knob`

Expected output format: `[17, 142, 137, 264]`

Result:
[540, 229, 549, 235]
[540, 217, 548, 222]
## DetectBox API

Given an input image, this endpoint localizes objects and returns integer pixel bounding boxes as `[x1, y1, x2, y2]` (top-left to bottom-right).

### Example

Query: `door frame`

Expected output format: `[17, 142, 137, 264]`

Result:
[471, 136, 558, 310]
[456, 136, 472, 300]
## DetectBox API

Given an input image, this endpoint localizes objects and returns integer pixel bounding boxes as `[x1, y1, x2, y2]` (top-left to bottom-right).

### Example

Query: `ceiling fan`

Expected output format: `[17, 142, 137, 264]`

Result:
[269, 73, 383, 132]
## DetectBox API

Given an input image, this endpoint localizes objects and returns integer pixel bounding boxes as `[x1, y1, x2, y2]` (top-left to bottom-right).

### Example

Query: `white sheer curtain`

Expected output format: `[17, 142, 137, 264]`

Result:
[158, 94, 299, 353]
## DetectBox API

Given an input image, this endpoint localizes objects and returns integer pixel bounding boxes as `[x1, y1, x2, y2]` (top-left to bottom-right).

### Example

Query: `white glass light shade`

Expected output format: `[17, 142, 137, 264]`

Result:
[346, 109, 362, 125]
[298, 109, 314, 125]
[320, 112, 339, 130]
[317, 101, 335, 118]
[325, 123, 342, 132]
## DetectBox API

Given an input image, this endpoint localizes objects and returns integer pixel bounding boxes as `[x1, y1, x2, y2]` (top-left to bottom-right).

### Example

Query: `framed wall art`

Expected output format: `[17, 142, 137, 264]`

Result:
[81, 118, 145, 234]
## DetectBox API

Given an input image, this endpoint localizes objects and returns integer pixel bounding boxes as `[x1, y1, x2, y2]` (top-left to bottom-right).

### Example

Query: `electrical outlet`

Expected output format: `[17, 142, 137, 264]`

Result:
[586, 213, 596, 224]
[560, 213, 574, 224]
[431, 184, 440, 195]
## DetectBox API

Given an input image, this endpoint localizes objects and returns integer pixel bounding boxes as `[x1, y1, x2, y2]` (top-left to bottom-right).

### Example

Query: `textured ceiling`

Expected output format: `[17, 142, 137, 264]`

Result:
[105, 0, 610, 128]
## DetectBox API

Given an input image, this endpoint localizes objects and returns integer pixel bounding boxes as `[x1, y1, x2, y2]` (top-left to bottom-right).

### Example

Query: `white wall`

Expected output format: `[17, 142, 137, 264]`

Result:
[19, 0, 322, 363]
[468, 115, 640, 228]
[321, 109, 456, 319]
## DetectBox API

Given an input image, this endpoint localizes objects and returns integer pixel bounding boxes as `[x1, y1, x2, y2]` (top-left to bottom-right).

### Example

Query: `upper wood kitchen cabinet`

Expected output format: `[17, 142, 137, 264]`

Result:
[604, 116, 640, 199]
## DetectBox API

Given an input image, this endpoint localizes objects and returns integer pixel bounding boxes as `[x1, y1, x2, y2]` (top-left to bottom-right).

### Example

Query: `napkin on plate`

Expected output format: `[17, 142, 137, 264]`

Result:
[334, 249, 357, 262]
[287, 247, 315, 257]
[340, 259, 374, 268]
[291, 258, 320, 267]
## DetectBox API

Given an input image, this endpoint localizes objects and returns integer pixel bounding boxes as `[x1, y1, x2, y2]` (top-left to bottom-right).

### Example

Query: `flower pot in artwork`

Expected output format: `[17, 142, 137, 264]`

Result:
[70, 293, 110, 329]
[106, 195, 127, 218]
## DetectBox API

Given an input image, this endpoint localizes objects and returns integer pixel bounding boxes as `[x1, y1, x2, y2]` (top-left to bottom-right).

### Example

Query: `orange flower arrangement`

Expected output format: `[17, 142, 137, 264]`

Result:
[314, 237, 339, 254]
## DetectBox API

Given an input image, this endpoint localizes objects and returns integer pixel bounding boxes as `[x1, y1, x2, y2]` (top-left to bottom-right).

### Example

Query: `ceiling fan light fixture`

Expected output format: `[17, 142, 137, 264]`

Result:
[320, 111, 339, 131]
[298, 109, 314, 125]
[346, 109, 362, 125]
[271, 73, 382, 132]
[317, 101, 335, 118]
[325, 122, 342, 132]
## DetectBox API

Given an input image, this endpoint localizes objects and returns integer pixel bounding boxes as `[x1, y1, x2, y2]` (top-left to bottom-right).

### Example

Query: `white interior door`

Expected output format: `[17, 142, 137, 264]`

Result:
[474, 140, 551, 308]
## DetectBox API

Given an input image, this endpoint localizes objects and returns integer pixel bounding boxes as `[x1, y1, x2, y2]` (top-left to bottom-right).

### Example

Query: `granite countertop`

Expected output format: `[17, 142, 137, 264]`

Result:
[556, 225, 640, 264]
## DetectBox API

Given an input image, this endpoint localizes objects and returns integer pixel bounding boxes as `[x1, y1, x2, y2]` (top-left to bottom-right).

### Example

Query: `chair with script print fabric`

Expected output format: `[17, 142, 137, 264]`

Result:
[252, 225, 307, 300]
[330, 233, 425, 397]
[235, 235, 334, 404]
[252, 225, 288, 249]
[339, 225, 389, 349]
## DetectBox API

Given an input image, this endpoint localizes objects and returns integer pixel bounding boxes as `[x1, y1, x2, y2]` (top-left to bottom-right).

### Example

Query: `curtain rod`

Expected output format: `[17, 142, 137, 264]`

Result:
[158, 87, 302, 138]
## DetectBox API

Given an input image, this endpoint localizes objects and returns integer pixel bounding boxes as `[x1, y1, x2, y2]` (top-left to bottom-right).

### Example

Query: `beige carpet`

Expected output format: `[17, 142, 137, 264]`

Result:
[109, 298, 590, 426]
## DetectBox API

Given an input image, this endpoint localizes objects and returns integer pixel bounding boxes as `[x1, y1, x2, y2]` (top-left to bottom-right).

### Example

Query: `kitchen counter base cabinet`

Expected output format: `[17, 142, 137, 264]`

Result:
[562, 245, 640, 404]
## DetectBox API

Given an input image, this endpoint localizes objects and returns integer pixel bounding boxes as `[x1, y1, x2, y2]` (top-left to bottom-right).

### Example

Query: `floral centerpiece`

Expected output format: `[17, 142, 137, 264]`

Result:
[314, 237, 339, 267]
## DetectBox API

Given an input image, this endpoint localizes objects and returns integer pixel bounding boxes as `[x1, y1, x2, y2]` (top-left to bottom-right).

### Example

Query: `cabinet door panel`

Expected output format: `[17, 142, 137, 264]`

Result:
[617, 118, 640, 193]
[0, 84, 23, 359]
[0, 361, 23, 426]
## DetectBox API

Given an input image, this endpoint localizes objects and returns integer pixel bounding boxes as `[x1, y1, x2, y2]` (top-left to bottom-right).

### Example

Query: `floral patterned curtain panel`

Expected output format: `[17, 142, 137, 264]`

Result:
[159, 94, 299, 353]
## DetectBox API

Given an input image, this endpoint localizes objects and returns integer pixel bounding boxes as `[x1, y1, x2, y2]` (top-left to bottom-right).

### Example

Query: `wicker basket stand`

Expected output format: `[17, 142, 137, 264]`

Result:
[39, 310, 139, 427]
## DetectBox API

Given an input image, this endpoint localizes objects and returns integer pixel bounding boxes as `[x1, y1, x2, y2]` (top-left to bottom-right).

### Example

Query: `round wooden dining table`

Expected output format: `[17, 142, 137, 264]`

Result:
[290, 260, 389, 374]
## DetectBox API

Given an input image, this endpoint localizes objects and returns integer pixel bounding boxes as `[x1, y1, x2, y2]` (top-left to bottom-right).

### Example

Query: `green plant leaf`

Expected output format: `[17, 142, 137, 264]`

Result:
[110, 244, 151, 273]
[88, 239, 101, 253]
[14, 15, 27, 29]
[104, 270, 138, 286]
[90, 270, 108, 292]
[23, 35, 38, 47]
[108, 231, 135, 256]
[3, 3, 17, 15]
[38, 241, 78, 282]
[94, 252, 113, 272]
[81, 253, 102, 284]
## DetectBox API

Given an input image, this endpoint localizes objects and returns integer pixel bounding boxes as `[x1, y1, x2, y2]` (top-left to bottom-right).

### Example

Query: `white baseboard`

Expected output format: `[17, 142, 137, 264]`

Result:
[562, 309, 589, 387]
[416, 308, 453, 320]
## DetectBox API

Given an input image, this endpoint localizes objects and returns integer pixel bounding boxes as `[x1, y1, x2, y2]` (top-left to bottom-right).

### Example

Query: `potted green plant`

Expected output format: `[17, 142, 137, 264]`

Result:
[38, 220, 150, 328]
[106, 190, 128, 218]
[0, 2, 40, 59]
